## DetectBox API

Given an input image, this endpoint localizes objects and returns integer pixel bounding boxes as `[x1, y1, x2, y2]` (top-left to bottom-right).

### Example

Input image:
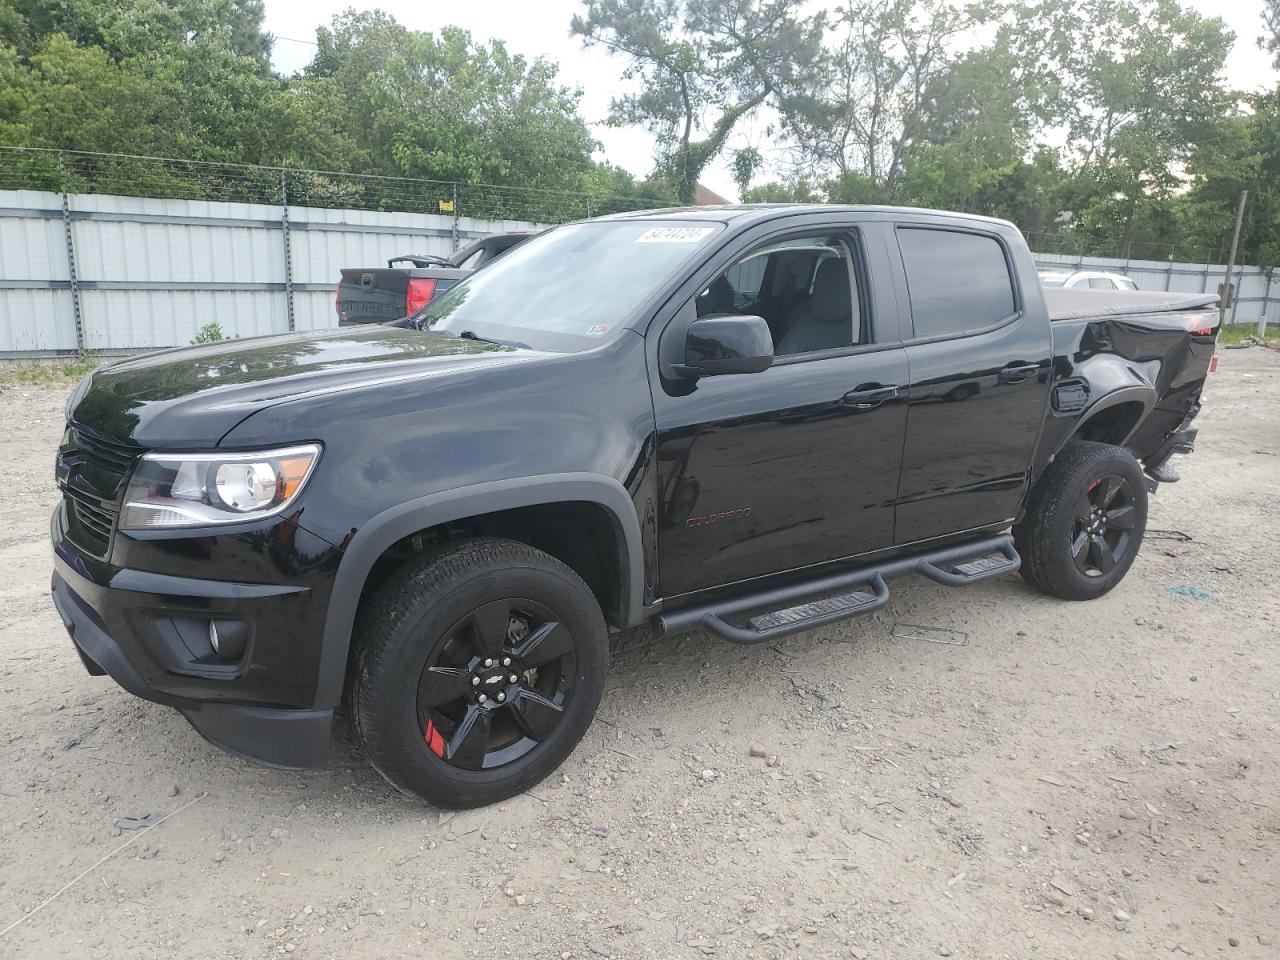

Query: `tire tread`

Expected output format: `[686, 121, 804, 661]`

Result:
[1013, 441, 1147, 601]
[350, 537, 606, 807]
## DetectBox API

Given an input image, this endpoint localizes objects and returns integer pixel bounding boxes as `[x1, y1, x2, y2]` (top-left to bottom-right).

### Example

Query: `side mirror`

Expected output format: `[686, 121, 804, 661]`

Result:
[673, 315, 774, 379]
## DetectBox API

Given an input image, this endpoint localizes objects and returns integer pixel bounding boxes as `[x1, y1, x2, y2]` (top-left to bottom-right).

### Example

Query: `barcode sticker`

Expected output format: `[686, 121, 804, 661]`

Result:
[635, 227, 715, 244]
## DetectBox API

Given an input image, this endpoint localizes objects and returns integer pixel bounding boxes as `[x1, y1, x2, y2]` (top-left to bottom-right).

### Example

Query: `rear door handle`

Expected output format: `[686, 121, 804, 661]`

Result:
[999, 362, 1040, 384]
[842, 384, 899, 408]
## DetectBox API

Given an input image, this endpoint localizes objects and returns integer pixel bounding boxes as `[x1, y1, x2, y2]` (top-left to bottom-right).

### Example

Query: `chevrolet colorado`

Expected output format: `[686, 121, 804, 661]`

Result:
[51, 205, 1217, 808]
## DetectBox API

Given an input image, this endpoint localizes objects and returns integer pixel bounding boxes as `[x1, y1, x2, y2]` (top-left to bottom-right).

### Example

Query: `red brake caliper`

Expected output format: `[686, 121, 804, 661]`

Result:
[424, 719, 445, 757]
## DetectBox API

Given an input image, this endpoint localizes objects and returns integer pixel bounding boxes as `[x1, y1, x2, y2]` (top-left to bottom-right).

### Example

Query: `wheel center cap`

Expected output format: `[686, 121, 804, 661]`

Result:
[472, 661, 518, 706]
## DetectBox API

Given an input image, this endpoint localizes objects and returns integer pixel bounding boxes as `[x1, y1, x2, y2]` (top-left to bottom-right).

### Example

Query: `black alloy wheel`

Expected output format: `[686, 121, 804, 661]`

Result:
[417, 600, 576, 770]
[1014, 441, 1149, 601]
[1070, 473, 1138, 578]
[352, 537, 608, 808]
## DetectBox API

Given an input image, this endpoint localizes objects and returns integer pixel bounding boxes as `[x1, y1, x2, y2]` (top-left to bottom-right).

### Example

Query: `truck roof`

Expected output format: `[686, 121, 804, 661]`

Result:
[1044, 288, 1218, 321]
[595, 203, 1015, 230]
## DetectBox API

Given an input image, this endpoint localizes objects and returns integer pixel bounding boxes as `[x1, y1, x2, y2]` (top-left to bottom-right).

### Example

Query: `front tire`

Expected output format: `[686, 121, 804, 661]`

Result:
[1014, 441, 1148, 601]
[351, 538, 608, 808]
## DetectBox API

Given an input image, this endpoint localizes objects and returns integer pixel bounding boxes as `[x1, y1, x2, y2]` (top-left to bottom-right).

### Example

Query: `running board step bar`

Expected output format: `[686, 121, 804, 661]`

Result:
[658, 535, 1020, 645]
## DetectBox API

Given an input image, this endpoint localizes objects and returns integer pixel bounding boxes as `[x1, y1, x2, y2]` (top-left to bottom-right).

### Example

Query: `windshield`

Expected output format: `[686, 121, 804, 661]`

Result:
[416, 220, 723, 351]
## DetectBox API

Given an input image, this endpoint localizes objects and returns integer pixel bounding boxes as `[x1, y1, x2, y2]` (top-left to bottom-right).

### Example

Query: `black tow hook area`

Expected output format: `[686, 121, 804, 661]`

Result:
[658, 535, 1021, 645]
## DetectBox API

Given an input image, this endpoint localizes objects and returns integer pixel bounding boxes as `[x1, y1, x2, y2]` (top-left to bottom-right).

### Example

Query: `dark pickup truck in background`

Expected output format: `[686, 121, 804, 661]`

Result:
[52, 204, 1217, 808]
[336, 231, 530, 326]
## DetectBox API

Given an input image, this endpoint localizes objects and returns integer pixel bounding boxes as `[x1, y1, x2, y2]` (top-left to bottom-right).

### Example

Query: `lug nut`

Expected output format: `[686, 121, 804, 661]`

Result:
[471, 676, 481, 686]
[496, 692, 506, 703]
[502, 657, 512, 667]
[478, 693, 487, 703]
[484, 658, 494, 667]
[509, 674, 518, 683]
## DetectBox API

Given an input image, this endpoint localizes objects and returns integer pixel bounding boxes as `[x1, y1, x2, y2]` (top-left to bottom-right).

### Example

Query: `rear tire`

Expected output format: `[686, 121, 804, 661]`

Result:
[1014, 441, 1148, 601]
[351, 538, 608, 808]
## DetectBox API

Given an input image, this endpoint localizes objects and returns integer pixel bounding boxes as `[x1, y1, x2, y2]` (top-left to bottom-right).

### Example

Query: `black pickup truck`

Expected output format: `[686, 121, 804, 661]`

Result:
[336, 231, 530, 326]
[51, 205, 1217, 808]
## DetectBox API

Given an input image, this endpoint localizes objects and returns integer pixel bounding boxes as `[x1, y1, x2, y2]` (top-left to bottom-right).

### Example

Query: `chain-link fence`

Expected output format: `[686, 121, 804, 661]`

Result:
[0, 146, 672, 224]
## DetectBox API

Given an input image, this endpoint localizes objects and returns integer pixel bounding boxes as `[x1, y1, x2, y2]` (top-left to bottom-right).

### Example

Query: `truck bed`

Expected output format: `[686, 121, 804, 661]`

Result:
[1045, 288, 1218, 321]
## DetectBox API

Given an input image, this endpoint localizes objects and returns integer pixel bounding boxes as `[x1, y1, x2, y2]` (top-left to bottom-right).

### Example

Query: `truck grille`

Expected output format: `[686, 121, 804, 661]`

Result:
[56, 425, 143, 558]
[64, 486, 118, 541]
[74, 430, 141, 474]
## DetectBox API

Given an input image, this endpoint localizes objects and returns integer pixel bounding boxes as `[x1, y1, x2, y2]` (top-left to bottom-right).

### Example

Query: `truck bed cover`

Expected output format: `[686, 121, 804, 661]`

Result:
[1045, 288, 1218, 321]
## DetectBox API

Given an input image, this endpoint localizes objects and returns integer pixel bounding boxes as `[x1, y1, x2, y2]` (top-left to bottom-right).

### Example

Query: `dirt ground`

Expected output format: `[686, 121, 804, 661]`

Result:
[1, 348, 1277, 960]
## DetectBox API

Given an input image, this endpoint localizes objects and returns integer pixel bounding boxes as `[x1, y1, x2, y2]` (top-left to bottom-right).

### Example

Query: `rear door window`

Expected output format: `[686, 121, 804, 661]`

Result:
[1088, 277, 1117, 289]
[898, 228, 1016, 338]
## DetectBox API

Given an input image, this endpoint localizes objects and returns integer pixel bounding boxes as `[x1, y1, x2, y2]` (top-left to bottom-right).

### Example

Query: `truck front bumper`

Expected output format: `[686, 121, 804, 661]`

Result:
[50, 503, 341, 769]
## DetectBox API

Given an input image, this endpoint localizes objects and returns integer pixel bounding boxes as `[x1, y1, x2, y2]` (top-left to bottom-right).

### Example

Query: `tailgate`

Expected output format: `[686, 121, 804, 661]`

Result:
[337, 267, 468, 326]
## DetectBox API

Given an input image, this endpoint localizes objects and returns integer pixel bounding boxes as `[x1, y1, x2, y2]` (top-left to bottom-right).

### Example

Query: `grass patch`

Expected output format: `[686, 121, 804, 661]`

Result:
[0, 354, 101, 387]
[1218, 322, 1280, 348]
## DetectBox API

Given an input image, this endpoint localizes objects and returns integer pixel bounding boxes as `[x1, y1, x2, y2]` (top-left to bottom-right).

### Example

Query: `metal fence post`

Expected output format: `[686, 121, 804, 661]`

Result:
[1164, 259, 1173, 291]
[58, 152, 85, 353]
[1221, 190, 1247, 328]
[280, 169, 295, 332]
[1261, 271, 1274, 339]
[451, 183, 459, 251]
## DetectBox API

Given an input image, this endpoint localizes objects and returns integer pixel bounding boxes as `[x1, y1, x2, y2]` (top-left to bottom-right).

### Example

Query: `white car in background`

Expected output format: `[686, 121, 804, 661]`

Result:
[1040, 269, 1138, 290]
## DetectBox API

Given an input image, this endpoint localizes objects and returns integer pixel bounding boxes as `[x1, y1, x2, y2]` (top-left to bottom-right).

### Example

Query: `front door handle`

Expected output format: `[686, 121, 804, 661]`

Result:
[842, 384, 899, 409]
[999, 362, 1041, 384]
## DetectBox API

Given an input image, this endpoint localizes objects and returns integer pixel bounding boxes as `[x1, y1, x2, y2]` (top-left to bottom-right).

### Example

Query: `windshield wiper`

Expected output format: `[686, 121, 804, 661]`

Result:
[458, 330, 532, 350]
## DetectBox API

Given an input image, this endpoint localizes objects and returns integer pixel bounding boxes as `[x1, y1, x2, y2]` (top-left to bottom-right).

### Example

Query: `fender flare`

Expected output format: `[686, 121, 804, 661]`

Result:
[1033, 370, 1158, 487]
[1074, 384, 1156, 446]
[313, 473, 645, 708]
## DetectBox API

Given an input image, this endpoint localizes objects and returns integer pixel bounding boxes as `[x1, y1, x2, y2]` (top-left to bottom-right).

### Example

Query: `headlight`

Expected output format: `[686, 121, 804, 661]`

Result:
[119, 444, 321, 530]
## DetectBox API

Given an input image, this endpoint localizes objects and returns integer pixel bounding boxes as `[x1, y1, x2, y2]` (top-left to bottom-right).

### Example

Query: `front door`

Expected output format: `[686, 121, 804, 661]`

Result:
[892, 224, 1054, 543]
[650, 224, 909, 597]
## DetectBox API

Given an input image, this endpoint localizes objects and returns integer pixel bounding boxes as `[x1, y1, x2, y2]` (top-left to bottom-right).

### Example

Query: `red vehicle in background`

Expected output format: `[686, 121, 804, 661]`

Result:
[336, 232, 531, 326]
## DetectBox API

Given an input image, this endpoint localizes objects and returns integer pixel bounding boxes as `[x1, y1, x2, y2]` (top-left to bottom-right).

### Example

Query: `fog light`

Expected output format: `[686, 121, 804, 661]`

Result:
[208, 619, 248, 660]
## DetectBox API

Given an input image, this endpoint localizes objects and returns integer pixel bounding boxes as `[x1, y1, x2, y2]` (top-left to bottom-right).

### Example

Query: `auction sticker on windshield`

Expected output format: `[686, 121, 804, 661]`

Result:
[635, 227, 716, 243]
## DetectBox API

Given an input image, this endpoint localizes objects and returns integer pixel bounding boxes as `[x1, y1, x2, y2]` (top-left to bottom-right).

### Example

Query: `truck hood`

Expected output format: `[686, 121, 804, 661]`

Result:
[67, 326, 546, 448]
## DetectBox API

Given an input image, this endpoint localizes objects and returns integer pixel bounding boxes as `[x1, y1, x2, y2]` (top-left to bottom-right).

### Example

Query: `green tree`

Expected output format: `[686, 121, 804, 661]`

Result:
[571, 0, 824, 204]
[729, 145, 762, 200]
[0, 0, 284, 164]
[301, 12, 595, 190]
[742, 178, 821, 203]
[1183, 90, 1280, 266]
[578, 161, 677, 213]
[895, 43, 1032, 212]
[998, 0, 1234, 255]
[1263, 0, 1280, 69]
[778, 0, 985, 190]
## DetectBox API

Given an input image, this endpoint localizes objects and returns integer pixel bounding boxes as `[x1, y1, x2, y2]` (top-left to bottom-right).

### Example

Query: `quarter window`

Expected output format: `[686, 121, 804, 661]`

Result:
[898, 228, 1016, 338]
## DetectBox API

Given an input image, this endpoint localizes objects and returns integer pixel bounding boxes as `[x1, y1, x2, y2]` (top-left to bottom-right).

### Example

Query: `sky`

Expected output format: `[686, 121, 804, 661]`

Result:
[263, 0, 1280, 202]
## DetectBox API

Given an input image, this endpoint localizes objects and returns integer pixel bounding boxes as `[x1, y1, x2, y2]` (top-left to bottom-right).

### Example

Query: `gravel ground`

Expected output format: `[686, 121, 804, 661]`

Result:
[0, 349, 1277, 959]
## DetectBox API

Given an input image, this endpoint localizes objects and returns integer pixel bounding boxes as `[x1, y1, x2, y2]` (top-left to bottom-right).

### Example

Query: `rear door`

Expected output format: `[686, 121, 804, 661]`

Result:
[893, 223, 1052, 544]
[649, 216, 910, 597]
